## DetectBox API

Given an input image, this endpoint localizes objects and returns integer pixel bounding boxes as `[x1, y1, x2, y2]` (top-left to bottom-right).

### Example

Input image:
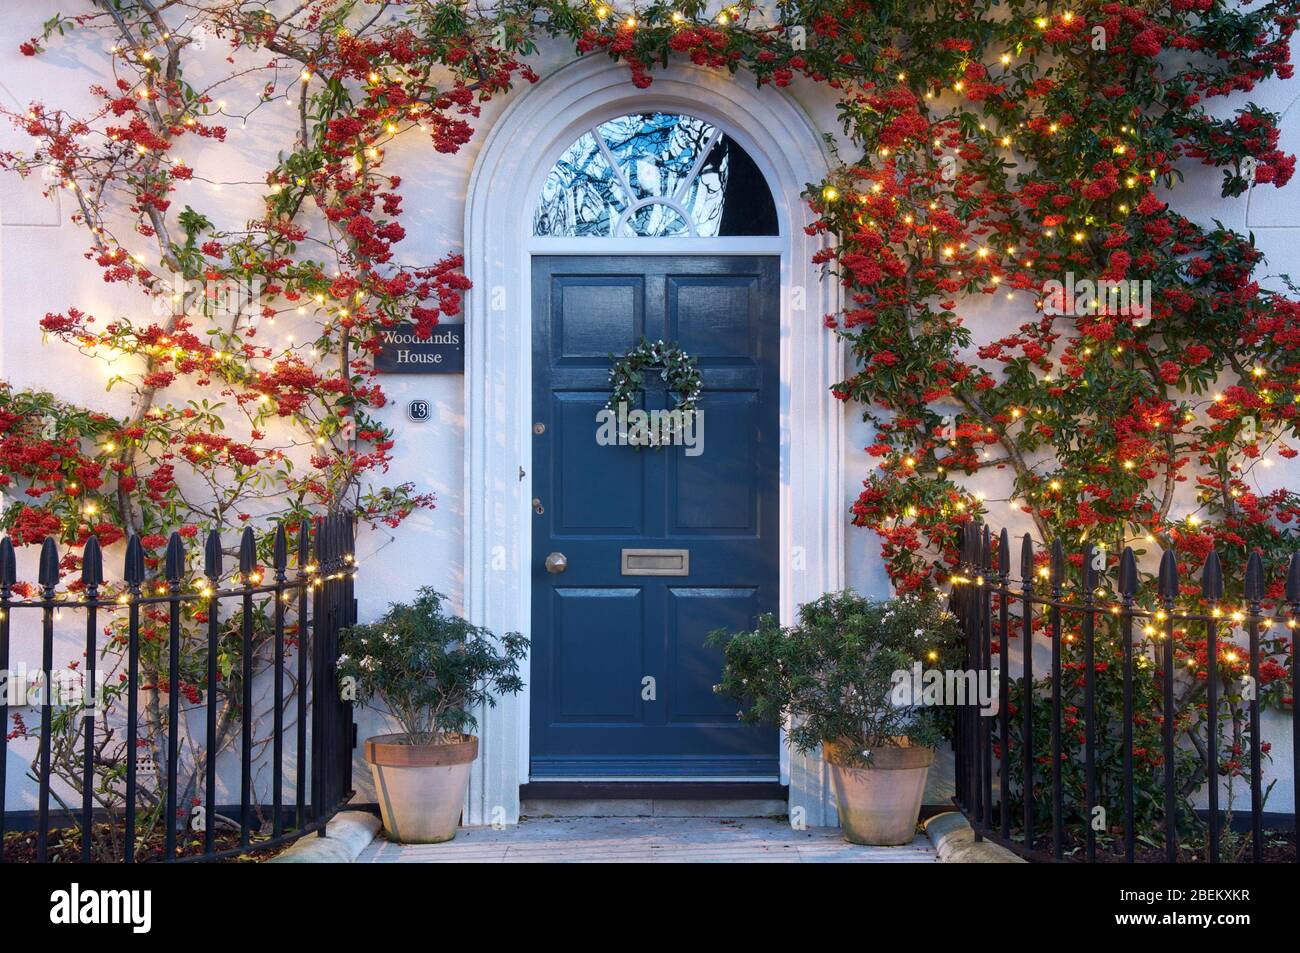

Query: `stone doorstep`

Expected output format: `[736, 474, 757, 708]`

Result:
[355, 815, 938, 863]
[272, 807, 1010, 863]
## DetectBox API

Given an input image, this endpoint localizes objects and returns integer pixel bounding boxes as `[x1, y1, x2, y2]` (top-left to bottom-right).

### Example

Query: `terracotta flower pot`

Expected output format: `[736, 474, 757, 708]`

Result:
[822, 738, 934, 846]
[363, 732, 478, 844]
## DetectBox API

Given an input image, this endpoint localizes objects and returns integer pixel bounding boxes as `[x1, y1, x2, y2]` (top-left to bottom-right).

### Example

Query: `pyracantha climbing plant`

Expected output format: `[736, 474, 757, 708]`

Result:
[3, 0, 1295, 588]
[1, 2, 1299, 841]
[804, 1, 1300, 606]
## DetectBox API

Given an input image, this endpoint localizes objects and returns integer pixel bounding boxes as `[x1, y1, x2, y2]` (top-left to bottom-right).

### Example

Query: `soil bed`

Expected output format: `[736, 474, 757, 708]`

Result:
[3, 824, 295, 862]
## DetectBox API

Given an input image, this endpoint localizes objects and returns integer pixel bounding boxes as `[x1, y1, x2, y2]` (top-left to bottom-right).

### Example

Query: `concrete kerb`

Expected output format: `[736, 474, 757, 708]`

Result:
[924, 811, 1026, 863]
[268, 810, 381, 863]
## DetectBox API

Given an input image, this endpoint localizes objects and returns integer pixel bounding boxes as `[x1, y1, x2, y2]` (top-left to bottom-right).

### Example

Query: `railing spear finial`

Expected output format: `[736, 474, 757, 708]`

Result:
[81, 536, 104, 589]
[1244, 550, 1265, 604]
[164, 532, 185, 582]
[1119, 546, 1137, 599]
[124, 534, 145, 587]
[0, 536, 15, 589]
[1157, 546, 1179, 603]
[1201, 548, 1224, 602]
[239, 526, 257, 578]
[204, 529, 223, 580]
[38, 537, 59, 590]
[273, 524, 288, 574]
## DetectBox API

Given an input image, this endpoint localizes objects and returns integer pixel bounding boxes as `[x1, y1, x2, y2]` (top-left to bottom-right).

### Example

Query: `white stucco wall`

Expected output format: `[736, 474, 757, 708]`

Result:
[0, 2, 1295, 822]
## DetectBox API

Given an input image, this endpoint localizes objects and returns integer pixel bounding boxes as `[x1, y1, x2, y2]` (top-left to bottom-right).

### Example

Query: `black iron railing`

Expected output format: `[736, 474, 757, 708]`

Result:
[951, 523, 1299, 862]
[0, 513, 355, 862]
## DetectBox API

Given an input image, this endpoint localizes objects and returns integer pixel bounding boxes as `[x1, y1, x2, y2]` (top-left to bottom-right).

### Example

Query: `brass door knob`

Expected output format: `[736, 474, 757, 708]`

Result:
[545, 552, 568, 574]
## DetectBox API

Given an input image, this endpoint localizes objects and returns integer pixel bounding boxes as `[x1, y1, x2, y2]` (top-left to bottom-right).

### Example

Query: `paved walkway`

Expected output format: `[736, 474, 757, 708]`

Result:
[355, 815, 937, 863]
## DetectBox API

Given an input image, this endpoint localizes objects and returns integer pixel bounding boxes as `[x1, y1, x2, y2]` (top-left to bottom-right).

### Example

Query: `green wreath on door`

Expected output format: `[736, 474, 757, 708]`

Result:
[605, 338, 703, 448]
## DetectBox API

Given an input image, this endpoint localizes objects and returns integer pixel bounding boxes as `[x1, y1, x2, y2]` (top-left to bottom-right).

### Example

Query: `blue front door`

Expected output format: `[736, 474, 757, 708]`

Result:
[529, 255, 780, 778]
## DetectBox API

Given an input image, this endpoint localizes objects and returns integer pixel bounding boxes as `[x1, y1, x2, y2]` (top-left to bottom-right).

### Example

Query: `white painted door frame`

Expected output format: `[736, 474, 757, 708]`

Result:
[462, 55, 845, 826]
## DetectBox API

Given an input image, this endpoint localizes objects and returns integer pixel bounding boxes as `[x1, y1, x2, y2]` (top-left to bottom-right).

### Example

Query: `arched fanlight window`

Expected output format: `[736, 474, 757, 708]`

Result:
[533, 112, 779, 238]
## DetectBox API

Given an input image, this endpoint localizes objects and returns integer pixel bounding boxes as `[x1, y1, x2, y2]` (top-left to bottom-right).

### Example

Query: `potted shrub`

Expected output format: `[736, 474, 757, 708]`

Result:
[338, 588, 528, 843]
[710, 590, 962, 845]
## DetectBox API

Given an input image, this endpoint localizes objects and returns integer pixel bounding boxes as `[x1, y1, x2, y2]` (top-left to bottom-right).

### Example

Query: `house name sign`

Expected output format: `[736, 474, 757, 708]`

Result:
[375, 324, 464, 373]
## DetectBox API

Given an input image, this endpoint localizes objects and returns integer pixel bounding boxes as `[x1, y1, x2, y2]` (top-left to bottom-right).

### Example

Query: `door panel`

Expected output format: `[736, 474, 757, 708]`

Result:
[553, 392, 645, 534]
[531, 255, 779, 778]
[552, 276, 645, 365]
[552, 588, 644, 720]
[668, 275, 761, 363]
[666, 587, 761, 722]
[669, 391, 759, 534]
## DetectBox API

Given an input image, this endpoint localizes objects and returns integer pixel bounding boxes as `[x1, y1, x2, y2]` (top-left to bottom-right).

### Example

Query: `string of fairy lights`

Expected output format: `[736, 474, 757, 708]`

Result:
[0, 555, 361, 617]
